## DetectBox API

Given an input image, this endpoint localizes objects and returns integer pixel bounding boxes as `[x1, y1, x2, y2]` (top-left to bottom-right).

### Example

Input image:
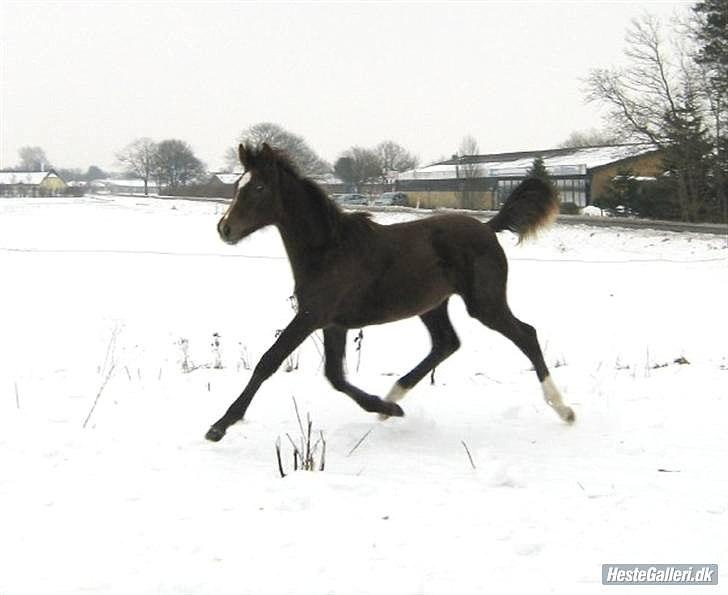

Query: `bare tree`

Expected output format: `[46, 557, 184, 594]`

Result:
[457, 135, 482, 177]
[154, 139, 206, 191]
[18, 146, 50, 171]
[559, 128, 620, 148]
[334, 146, 381, 191]
[375, 140, 418, 181]
[587, 14, 714, 221]
[457, 135, 483, 209]
[226, 122, 330, 176]
[588, 16, 676, 144]
[116, 138, 158, 195]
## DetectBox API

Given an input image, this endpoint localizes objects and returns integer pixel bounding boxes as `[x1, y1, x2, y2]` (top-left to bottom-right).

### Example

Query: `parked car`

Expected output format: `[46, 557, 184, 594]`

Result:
[580, 205, 607, 217]
[375, 191, 409, 206]
[613, 205, 639, 217]
[334, 193, 368, 206]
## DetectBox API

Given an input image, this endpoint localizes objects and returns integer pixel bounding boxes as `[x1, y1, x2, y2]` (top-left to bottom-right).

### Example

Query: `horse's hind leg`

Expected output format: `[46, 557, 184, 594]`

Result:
[380, 300, 460, 418]
[464, 267, 574, 423]
[323, 326, 404, 418]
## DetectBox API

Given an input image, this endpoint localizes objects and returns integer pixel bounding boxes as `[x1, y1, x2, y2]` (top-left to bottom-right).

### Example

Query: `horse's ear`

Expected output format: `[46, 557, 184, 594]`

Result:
[261, 142, 275, 160]
[238, 143, 248, 169]
[238, 143, 250, 169]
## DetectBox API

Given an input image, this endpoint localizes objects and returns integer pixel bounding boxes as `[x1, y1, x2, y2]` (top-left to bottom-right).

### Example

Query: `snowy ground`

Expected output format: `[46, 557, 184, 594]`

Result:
[0, 195, 726, 594]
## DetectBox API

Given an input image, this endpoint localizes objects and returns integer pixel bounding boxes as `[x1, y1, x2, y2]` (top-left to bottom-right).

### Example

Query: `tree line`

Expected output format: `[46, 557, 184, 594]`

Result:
[115, 138, 205, 195]
[6, 126, 421, 196]
[112, 122, 421, 195]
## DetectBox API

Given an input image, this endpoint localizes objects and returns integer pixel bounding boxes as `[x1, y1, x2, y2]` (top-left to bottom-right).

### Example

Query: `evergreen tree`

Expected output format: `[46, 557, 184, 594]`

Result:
[85, 165, 107, 181]
[526, 157, 563, 209]
[527, 156, 549, 180]
[334, 147, 380, 192]
[693, 0, 727, 96]
[333, 157, 356, 190]
[662, 101, 713, 220]
[692, 0, 727, 221]
[596, 167, 640, 212]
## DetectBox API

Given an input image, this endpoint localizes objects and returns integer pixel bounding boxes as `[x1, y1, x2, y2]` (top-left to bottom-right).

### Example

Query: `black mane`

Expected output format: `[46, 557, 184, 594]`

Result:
[253, 146, 373, 247]
[299, 177, 373, 243]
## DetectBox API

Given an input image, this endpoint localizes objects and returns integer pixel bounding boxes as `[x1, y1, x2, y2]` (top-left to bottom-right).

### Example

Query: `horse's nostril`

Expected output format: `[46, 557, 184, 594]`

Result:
[220, 222, 231, 238]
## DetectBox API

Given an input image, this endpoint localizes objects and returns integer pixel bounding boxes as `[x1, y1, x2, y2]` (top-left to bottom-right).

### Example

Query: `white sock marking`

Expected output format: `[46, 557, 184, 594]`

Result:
[378, 383, 409, 420]
[541, 376, 575, 423]
[385, 383, 409, 403]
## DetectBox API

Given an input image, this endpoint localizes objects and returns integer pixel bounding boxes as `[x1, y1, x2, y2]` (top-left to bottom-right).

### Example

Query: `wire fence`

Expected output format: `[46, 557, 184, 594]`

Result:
[1, 245, 724, 266]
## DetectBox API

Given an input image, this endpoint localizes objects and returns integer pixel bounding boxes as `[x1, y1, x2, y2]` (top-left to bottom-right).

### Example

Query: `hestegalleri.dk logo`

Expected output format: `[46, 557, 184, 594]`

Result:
[602, 564, 718, 586]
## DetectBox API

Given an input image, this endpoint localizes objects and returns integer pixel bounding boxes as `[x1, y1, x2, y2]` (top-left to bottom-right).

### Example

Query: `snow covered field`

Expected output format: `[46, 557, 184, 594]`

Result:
[0, 195, 726, 594]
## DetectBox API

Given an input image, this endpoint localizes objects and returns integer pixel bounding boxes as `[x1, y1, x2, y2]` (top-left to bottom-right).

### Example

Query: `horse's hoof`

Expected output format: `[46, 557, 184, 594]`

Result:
[205, 426, 226, 442]
[379, 401, 404, 419]
[562, 407, 576, 424]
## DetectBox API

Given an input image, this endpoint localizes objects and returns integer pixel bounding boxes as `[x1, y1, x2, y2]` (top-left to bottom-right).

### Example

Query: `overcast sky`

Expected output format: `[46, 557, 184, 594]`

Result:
[1, 1, 691, 173]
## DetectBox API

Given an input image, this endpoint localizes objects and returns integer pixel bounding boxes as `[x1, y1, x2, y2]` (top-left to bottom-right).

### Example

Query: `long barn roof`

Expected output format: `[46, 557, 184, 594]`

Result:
[398, 144, 659, 180]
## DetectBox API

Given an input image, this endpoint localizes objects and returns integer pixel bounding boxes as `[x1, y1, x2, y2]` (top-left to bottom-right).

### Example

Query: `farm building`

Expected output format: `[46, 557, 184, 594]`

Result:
[395, 144, 662, 209]
[150, 173, 241, 199]
[312, 172, 347, 195]
[208, 173, 241, 197]
[99, 179, 161, 195]
[0, 170, 67, 197]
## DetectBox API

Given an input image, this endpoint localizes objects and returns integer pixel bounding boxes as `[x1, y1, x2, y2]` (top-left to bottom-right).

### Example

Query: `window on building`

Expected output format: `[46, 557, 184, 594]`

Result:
[554, 178, 586, 207]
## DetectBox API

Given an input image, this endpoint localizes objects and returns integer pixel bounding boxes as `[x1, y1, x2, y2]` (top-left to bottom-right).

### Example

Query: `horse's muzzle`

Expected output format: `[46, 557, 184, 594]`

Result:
[217, 218, 235, 244]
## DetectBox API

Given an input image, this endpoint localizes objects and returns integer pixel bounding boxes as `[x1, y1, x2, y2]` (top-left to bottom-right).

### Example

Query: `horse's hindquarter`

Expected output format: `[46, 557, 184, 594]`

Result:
[326, 215, 499, 328]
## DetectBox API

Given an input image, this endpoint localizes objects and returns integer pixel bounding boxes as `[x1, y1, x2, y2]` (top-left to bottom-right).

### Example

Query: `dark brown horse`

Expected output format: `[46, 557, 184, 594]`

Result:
[205, 143, 574, 442]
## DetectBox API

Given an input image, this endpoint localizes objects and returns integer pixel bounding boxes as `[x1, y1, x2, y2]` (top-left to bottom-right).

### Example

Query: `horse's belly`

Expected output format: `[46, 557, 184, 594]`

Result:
[334, 273, 453, 328]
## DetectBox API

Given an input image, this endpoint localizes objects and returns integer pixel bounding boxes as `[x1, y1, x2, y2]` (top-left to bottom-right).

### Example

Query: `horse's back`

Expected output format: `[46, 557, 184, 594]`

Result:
[383, 213, 503, 263]
[380, 212, 507, 291]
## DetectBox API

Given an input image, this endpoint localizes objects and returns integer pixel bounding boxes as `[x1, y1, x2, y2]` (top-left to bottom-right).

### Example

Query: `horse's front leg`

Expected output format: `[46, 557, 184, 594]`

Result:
[205, 314, 315, 442]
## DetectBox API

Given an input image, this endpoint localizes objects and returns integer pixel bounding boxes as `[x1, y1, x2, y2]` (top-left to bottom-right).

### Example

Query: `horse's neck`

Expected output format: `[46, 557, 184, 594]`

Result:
[277, 223, 311, 286]
[276, 203, 327, 288]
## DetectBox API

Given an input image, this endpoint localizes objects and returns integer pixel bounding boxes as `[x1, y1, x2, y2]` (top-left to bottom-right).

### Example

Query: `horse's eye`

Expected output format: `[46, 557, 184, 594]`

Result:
[255, 184, 265, 192]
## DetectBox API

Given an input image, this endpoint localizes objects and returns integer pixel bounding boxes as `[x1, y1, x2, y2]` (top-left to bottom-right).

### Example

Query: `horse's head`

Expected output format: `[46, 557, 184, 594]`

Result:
[218, 143, 282, 244]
